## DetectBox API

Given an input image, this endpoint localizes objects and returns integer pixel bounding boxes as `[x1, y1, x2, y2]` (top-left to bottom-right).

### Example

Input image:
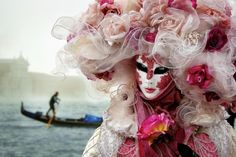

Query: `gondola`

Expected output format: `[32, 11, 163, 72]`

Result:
[20, 102, 102, 127]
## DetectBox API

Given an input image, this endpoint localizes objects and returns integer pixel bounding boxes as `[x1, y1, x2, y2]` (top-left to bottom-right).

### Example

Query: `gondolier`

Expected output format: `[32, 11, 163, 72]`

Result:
[46, 91, 60, 117]
[20, 102, 102, 127]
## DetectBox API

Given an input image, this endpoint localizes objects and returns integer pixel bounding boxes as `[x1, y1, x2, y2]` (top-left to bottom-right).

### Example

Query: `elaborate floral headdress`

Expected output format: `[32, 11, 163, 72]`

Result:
[52, 0, 236, 118]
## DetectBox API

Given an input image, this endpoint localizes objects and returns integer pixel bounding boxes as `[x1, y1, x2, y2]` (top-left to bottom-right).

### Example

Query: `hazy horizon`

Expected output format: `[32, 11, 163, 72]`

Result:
[0, 57, 109, 103]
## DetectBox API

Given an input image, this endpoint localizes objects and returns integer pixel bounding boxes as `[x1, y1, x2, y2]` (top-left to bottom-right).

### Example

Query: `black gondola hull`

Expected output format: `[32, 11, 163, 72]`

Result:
[21, 103, 102, 127]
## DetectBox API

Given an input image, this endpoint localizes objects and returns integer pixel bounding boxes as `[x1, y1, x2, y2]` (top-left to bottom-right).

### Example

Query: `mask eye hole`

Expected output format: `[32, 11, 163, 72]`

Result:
[154, 67, 169, 74]
[136, 62, 147, 73]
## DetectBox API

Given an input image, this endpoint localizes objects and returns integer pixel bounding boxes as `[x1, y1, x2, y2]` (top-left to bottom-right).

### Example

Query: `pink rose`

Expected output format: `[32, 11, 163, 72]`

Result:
[168, 0, 197, 9]
[190, 0, 197, 9]
[168, 0, 174, 6]
[100, 15, 129, 44]
[114, 0, 141, 13]
[129, 11, 147, 28]
[186, 64, 213, 89]
[158, 12, 185, 33]
[205, 27, 228, 52]
[81, 3, 104, 27]
[100, 3, 121, 15]
[144, 32, 157, 43]
[99, 0, 114, 5]
[142, 3, 168, 27]
[137, 113, 174, 144]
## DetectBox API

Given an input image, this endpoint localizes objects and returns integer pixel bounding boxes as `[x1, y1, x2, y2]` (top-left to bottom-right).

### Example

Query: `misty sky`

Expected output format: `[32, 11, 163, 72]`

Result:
[0, 0, 235, 74]
[0, 0, 93, 74]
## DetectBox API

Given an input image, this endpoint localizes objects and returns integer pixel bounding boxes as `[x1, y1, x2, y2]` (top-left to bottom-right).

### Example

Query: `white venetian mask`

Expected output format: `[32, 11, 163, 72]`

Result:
[136, 55, 172, 100]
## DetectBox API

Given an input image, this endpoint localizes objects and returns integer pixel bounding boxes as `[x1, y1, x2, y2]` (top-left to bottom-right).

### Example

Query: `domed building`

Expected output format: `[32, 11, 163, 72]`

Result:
[0, 54, 31, 100]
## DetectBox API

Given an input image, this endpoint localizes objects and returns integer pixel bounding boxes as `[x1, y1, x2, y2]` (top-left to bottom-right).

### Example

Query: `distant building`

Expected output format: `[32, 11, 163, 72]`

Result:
[0, 55, 86, 102]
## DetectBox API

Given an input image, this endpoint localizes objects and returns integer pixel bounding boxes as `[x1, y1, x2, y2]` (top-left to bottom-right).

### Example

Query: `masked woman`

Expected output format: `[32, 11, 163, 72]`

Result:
[52, 0, 236, 156]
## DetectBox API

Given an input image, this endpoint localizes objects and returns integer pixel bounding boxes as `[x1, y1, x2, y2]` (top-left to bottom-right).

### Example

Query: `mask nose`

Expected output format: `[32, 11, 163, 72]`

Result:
[146, 70, 154, 80]
[147, 80, 154, 87]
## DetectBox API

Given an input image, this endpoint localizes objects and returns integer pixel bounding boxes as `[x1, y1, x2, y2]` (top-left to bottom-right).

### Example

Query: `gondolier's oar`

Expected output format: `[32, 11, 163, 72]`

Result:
[46, 115, 54, 128]
[46, 102, 59, 128]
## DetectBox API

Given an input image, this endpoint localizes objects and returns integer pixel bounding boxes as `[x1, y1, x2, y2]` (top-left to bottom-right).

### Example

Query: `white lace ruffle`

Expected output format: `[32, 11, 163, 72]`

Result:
[177, 97, 236, 157]
[104, 110, 137, 137]
[104, 85, 138, 137]
[82, 122, 127, 157]
[82, 127, 102, 157]
[203, 120, 236, 157]
[83, 85, 138, 157]
[97, 123, 125, 157]
[177, 97, 226, 127]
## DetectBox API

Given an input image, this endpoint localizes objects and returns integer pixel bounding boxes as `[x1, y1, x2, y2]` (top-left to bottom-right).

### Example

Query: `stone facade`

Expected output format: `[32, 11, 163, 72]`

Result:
[0, 55, 86, 102]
